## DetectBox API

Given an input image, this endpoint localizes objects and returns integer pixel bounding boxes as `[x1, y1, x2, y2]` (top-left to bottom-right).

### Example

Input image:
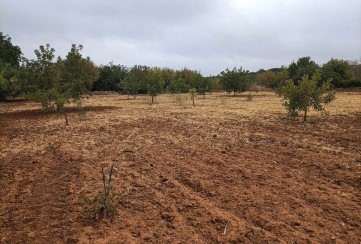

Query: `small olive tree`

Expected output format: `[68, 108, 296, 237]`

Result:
[280, 71, 335, 122]
[144, 71, 164, 104]
[189, 88, 196, 107]
[19, 44, 99, 125]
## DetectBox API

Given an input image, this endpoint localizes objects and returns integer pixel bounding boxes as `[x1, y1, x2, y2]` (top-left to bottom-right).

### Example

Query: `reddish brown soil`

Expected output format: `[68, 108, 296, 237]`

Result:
[1, 92, 360, 243]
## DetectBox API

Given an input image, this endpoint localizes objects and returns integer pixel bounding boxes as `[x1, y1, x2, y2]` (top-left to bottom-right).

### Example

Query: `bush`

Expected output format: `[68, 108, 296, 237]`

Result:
[279, 71, 336, 122]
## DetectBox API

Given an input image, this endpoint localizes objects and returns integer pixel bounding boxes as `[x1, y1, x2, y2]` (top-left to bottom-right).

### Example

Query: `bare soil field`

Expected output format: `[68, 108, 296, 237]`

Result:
[1, 92, 360, 243]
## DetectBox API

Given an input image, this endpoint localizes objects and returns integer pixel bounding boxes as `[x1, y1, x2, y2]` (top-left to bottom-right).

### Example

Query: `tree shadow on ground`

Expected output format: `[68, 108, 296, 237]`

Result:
[0, 106, 117, 120]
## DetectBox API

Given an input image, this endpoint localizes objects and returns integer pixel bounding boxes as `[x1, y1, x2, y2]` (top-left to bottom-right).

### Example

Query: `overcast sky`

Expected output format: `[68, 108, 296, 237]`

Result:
[1, 0, 360, 75]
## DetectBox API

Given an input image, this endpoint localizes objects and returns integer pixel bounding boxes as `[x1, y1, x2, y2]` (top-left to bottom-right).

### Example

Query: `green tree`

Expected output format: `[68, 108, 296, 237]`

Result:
[93, 63, 129, 91]
[209, 77, 222, 92]
[19, 44, 62, 108]
[192, 73, 209, 98]
[220, 67, 251, 95]
[321, 59, 352, 87]
[160, 68, 175, 89]
[143, 70, 164, 104]
[19, 44, 98, 125]
[256, 70, 276, 88]
[123, 75, 139, 99]
[169, 77, 187, 94]
[189, 88, 196, 107]
[280, 70, 335, 122]
[130, 65, 150, 93]
[0, 33, 23, 100]
[288, 56, 319, 84]
[0, 33, 22, 68]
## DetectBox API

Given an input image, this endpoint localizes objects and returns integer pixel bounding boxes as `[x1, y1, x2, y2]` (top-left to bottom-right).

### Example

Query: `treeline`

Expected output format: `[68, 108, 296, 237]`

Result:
[255, 57, 361, 89]
[1, 32, 361, 104]
[92, 64, 219, 97]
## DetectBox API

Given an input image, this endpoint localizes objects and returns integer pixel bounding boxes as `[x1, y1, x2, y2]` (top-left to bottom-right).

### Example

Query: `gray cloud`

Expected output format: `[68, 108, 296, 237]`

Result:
[1, 0, 360, 75]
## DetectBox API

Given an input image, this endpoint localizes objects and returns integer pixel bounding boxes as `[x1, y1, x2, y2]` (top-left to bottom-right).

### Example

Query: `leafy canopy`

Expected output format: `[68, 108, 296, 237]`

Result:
[280, 70, 335, 121]
[220, 67, 251, 95]
[19, 44, 99, 123]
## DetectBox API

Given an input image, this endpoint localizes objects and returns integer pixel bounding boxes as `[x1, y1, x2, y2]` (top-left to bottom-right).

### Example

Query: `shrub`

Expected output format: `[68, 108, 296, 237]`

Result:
[280, 70, 335, 122]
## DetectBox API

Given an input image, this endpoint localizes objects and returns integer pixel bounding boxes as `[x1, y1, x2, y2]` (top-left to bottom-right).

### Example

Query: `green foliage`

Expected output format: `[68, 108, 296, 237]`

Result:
[0, 73, 10, 100]
[189, 88, 196, 107]
[256, 70, 277, 88]
[0, 33, 22, 68]
[169, 77, 187, 94]
[144, 70, 164, 103]
[93, 63, 129, 91]
[288, 56, 319, 84]
[0, 33, 22, 100]
[19, 44, 99, 124]
[350, 64, 361, 82]
[321, 59, 352, 87]
[209, 77, 222, 92]
[280, 70, 336, 122]
[130, 65, 150, 93]
[192, 73, 209, 97]
[220, 67, 251, 95]
[160, 68, 175, 89]
[122, 75, 139, 99]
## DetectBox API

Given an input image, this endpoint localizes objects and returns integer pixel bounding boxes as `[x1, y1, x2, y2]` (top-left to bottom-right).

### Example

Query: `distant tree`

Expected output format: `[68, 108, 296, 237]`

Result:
[189, 88, 196, 107]
[0, 33, 23, 100]
[256, 70, 276, 88]
[271, 66, 290, 92]
[160, 68, 175, 89]
[209, 77, 222, 92]
[169, 77, 187, 94]
[348, 64, 361, 87]
[280, 70, 335, 122]
[192, 73, 209, 98]
[321, 59, 352, 87]
[0, 33, 22, 68]
[220, 67, 251, 95]
[93, 63, 129, 91]
[129, 65, 150, 93]
[176, 68, 195, 87]
[0, 73, 10, 100]
[288, 56, 319, 84]
[122, 76, 139, 99]
[143, 70, 164, 104]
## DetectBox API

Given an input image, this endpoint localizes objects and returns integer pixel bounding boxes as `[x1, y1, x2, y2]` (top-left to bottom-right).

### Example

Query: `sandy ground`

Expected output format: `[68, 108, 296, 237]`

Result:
[0, 91, 360, 243]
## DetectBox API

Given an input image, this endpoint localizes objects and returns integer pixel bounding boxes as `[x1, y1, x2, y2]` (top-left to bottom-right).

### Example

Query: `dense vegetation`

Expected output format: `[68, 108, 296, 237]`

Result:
[1, 32, 360, 121]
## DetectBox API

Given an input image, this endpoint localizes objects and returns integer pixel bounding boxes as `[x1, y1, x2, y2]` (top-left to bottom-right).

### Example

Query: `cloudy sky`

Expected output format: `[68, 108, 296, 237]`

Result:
[1, 0, 360, 75]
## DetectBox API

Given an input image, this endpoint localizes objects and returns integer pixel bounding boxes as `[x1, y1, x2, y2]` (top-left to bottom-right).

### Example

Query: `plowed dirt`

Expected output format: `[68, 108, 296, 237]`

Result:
[1, 92, 360, 243]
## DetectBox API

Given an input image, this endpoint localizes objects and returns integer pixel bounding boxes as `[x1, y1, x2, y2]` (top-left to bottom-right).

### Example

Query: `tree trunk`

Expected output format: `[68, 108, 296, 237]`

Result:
[192, 98, 195, 107]
[151, 96, 154, 104]
[64, 112, 69, 126]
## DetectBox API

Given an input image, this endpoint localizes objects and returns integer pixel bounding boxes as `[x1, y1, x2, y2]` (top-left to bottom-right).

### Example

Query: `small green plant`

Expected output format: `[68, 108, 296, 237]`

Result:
[189, 88, 196, 107]
[247, 92, 253, 101]
[80, 164, 116, 219]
